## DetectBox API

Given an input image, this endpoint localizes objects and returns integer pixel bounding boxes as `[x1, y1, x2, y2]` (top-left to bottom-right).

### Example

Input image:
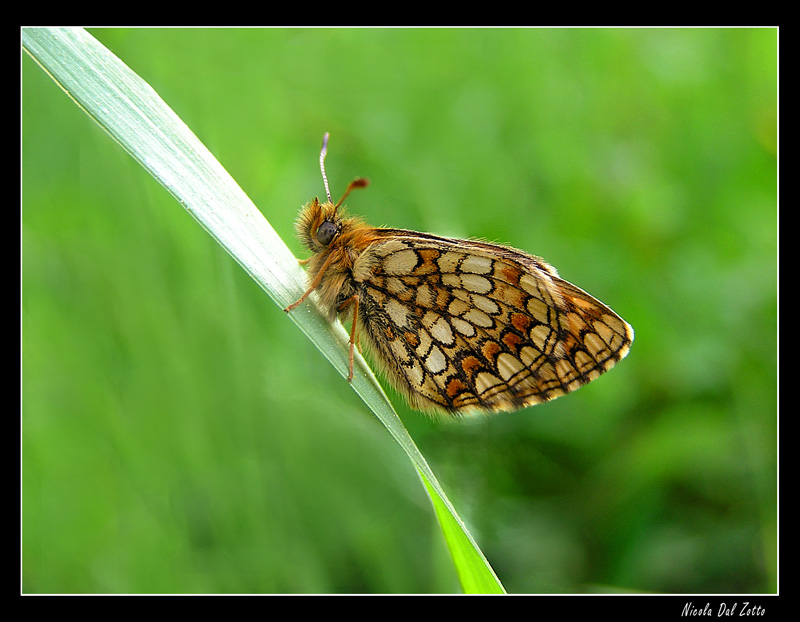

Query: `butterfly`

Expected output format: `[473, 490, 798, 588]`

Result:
[285, 133, 633, 415]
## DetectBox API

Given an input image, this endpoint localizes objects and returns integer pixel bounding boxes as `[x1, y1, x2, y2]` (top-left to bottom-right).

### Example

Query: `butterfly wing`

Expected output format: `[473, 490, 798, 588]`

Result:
[351, 230, 633, 414]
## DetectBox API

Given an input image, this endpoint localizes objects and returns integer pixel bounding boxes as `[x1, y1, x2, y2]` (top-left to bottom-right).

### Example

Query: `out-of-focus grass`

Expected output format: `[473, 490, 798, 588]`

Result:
[22, 26, 504, 594]
[22, 27, 776, 594]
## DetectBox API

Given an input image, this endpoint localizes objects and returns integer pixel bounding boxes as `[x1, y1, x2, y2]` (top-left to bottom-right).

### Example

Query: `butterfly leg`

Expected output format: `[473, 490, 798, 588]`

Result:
[337, 294, 360, 382]
[284, 251, 338, 313]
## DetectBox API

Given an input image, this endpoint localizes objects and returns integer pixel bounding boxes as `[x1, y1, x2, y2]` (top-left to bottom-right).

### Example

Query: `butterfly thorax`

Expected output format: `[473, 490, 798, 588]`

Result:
[295, 197, 381, 319]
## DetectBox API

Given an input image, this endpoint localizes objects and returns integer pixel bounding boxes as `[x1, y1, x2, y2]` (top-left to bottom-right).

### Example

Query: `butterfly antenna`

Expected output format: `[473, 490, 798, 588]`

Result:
[321, 133, 370, 212]
[334, 177, 370, 211]
[319, 132, 333, 204]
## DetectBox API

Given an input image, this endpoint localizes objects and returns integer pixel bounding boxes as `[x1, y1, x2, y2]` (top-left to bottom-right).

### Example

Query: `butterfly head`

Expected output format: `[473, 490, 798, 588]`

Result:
[295, 197, 339, 251]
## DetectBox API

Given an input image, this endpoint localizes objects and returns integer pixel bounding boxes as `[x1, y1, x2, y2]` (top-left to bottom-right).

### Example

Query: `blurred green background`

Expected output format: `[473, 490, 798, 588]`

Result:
[22, 28, 776, 594]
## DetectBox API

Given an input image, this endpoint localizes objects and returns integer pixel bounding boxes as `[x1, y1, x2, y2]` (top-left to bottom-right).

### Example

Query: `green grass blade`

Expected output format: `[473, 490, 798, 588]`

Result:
[22, 26, 505, 594]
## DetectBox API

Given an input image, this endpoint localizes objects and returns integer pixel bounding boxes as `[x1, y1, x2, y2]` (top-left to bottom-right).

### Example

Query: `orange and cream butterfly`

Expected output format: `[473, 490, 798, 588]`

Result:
[285, 133, 633, 415]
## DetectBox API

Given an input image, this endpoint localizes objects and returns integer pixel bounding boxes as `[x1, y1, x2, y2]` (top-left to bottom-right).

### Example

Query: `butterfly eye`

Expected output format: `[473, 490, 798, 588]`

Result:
[316, 221, 338, 246]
